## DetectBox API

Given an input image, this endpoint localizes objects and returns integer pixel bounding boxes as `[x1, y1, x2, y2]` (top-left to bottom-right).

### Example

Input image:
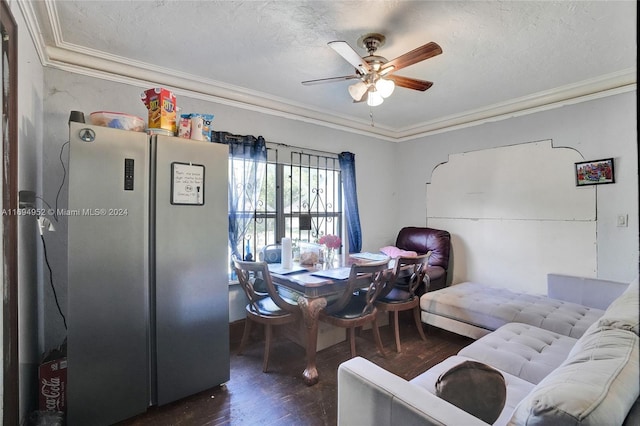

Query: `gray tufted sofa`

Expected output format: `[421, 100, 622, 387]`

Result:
[338, 276, 639, 425]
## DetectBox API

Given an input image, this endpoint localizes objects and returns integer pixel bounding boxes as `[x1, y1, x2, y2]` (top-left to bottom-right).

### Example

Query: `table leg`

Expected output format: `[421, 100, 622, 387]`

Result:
[298, 296, 327, 386]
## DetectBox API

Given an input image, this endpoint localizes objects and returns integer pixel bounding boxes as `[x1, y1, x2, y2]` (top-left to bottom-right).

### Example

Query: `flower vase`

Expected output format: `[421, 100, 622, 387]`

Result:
[324, 247, 336, 266]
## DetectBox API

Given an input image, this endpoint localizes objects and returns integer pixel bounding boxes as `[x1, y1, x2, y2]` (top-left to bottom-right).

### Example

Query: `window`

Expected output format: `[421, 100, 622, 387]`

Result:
[229, 148, 343, 275]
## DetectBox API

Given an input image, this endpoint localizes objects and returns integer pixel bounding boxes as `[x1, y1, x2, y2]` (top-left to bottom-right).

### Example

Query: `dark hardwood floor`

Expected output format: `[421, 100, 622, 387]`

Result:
[119, 312, 473, 426]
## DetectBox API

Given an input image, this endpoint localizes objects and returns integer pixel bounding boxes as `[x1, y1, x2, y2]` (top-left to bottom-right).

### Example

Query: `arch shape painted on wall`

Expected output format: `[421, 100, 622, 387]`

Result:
[426, 140, 596, 294]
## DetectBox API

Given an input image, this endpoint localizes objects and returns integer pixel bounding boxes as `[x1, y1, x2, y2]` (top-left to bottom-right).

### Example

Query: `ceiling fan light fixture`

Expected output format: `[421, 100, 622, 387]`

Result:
[375, 78, 395, 98]
[367, 89, 384, 107]
[348, 81, 368, 101]
[304, 34, 442, 107]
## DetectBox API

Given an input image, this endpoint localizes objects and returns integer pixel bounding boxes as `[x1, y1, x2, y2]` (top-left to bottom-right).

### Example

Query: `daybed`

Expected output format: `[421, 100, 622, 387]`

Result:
[418, 274, 629, 340]
[338, 276, 639, 425]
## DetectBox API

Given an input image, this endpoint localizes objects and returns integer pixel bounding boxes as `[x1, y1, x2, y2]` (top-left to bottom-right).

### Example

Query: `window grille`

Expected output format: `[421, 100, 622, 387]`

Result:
[232, 146, 343, 274]
[285, 152, 342, 243]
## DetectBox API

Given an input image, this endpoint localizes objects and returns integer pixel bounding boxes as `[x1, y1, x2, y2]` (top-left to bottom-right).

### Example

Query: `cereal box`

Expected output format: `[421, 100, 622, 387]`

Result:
[178, 116, 192, 139]
[179, 113, 214, 141]
[141, 88, 177, 134]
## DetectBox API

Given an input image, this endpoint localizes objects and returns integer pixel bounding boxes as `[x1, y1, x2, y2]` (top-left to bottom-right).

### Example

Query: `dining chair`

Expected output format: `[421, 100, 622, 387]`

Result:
[233, 258, 300, 372]
[319, 259, 391, 358]
[375, 253, 430, 352]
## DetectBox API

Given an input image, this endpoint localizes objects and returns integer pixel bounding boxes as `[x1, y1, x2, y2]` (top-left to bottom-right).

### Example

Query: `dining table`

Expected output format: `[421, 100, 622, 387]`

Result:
[269, 253, 395, 386]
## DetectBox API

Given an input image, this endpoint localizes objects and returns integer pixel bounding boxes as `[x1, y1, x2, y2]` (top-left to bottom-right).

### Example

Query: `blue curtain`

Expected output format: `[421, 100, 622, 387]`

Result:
[212, 132, 267, 260]
[338, 152, 362, 253]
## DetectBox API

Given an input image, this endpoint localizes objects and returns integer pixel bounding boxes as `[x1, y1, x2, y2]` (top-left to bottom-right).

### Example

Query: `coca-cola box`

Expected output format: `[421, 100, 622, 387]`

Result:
[39, 356, 67, 412]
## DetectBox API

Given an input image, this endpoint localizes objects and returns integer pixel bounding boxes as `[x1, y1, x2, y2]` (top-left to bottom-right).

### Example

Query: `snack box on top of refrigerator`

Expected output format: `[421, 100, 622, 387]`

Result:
[178, 113, 215, 141]
[141, 88, 177, 134]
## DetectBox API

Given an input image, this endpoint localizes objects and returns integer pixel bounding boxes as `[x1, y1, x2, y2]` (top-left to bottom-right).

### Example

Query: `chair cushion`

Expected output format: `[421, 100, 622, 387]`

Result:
[379, 287, 413, 303]
[458, 323, 577, 384]
[249, 296, 295, 316]
[327, 298, 371, 320]
[435, 360, 507, 424]
[510, 327, 640, 425]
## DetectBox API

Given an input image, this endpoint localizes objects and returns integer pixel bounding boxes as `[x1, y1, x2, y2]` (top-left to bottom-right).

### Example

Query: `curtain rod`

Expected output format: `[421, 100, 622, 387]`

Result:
[214, 130, 340, 157]
[265, 140, 340, 158]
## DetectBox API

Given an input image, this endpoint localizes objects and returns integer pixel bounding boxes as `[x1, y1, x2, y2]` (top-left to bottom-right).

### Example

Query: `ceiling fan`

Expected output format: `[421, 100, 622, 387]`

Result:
[302, 33, 442, 106]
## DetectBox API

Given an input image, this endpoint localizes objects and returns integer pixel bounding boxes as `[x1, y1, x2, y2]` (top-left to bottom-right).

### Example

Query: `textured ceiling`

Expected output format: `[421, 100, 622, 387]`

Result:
[26, 0, 637, 141]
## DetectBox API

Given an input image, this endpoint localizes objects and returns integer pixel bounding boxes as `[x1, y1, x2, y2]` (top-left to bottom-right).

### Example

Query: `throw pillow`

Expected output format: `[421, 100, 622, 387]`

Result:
[511, 328, 639, 425]
[435, 360, 506, 424]
[379, 246, 418, 258]
[597, 277, 639, 335]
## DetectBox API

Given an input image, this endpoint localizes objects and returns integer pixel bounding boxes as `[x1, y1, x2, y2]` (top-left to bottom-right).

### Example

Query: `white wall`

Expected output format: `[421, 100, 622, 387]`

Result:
[397, 91, 638, 285]
[9, 0, 45, 422]
[426, 141, 598, 294]
[41, 68, 399, 342]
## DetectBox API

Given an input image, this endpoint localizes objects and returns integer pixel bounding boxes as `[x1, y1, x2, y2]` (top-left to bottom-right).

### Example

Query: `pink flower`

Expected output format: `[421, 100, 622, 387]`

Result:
[319, 234, 341, 249]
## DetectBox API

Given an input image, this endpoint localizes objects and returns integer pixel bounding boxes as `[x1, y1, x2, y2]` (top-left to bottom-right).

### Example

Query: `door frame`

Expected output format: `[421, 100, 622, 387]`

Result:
[1, 0, 19, 424]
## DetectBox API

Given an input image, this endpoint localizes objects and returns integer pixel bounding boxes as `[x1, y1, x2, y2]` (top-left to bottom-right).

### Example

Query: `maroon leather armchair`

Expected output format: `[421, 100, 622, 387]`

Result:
[395, 226, 451, 293]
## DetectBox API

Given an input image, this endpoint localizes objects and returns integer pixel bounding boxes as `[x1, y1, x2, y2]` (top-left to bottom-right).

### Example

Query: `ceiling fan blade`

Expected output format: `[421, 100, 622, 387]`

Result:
[301, 75, 361, 86]
[387, 75, 434, 91]
[328, 41, 371, 74]
[380, 42, 442, 75]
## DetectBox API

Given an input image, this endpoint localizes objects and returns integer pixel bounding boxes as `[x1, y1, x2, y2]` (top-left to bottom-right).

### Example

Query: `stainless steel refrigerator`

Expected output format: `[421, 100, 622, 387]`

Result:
[67, 122, 230, 425]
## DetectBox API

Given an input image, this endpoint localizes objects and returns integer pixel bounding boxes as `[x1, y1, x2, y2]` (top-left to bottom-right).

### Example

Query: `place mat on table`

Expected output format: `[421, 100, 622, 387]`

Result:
[311, 267, 352, 281]
[268, 264, 308, 275]
[349, 252, 389, 262]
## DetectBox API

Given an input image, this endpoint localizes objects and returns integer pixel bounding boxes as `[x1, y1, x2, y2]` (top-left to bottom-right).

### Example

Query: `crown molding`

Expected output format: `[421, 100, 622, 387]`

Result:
[16, 0, 47, 62]
[22, 1, 637, 142]
[44, 44, 402, 141]
[394, 69, 637, 141]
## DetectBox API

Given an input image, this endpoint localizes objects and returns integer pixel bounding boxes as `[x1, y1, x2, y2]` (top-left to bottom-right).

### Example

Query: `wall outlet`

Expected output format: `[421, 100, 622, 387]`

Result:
[19, 190, 36, 208]
[37, 217, 56, 235]
[617, 214, 628, 227]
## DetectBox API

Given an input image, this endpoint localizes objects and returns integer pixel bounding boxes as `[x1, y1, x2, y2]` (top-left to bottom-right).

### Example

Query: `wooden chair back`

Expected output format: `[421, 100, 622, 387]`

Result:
[383, 253, 431, 299]
[324, 259, 391, 316]
[233, 258, 298, 315]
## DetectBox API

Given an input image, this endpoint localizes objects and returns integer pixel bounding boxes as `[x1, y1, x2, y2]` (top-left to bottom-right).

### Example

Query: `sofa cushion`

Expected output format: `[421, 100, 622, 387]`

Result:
[596, 278, 639, 335]
[458, 323, 577, 384]
[435, 360, 507, 424]
[421, 282, 604, 338]
[412, 355, 535, 426]
[509, 328, 640, 425]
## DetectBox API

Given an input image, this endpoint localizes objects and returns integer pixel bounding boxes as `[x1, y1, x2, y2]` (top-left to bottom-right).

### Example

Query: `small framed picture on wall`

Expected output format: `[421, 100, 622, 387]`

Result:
[575, 158, 615, 186]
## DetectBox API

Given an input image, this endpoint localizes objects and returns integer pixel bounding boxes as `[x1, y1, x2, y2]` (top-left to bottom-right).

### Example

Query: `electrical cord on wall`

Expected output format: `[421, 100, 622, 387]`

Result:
[35, 195, 56, 220]
[54, 140, 70, 221]
[40, 233, 67, 330]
